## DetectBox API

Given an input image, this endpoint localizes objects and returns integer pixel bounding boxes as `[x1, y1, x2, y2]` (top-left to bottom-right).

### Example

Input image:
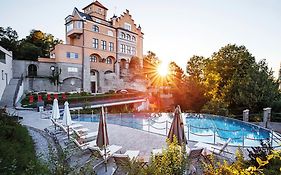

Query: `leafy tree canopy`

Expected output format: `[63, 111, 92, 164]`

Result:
[0, 26, 62, 61]
[187, 44, 280, 114]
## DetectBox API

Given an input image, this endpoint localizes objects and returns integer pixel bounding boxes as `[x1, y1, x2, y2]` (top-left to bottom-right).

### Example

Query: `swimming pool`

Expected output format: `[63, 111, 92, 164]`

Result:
[73, 113, 281, 147]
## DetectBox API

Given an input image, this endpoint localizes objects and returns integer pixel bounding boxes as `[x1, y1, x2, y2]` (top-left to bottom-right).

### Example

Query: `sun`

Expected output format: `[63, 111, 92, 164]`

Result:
[157, 63, 169, 77]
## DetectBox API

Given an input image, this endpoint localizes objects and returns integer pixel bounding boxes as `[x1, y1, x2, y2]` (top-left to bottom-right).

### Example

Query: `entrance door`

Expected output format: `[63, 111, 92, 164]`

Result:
[91, 82, 96, 93]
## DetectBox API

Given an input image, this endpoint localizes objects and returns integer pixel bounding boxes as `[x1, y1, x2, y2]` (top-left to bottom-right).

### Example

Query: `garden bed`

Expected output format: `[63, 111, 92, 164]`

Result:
[21, 91, 146, 108]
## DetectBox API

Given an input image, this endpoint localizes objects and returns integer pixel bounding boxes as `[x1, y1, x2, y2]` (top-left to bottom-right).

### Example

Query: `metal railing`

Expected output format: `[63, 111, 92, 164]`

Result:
[13, 74, 24, 107]
[71, 111, 281, 148]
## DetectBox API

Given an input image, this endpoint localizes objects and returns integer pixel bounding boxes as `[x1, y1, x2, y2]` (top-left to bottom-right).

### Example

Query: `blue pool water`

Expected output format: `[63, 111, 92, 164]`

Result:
[73, 113, 281, 147]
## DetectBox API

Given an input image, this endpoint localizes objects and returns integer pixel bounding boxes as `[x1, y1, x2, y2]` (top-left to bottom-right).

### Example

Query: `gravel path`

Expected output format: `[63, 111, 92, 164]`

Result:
[27, 127, 57, 163]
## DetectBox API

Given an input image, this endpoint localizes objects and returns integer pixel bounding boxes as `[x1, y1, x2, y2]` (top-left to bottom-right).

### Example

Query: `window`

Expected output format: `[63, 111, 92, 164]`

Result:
[109, 42, 114, 51]
[93, 38, 99, 49]
[68, 67, 78, 72]
[1, 70, 3, 80]
[108, 30, 113, 36]
[66, 52, 78, 59]
[124, 23, 131, 31]
[97, 8, 102, 14]
[95, 19, 101, 23]
[121, 44, 126, 53]
[132, 47, 136, 55]
[106, 58, 112, 64]
[66, 22, 73, 32]
[76, 21, 82, 29]
[126, 34, 131, 40]
[90, 70, 96, 76]
[132, 36, 136, 42]
[0, 50, 5, 64]
[121, 32, 125, 38]
[101, 40, 107, 50]
[127, 46, 131, 54]
[93, 25, 99, 32]
[90, 55, 97, 62]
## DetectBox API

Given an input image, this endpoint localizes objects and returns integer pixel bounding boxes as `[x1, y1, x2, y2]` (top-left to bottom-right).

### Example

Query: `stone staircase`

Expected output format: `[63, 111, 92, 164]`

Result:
[0, 78, 20, 107]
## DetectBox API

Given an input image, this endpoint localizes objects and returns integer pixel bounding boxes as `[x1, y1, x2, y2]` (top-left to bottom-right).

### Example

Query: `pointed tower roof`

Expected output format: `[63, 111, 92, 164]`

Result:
[82, 1, 108, 10]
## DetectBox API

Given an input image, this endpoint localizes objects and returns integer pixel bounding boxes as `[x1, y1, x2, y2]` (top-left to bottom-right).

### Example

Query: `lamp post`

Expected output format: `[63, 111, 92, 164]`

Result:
[50, 66, 61, 92]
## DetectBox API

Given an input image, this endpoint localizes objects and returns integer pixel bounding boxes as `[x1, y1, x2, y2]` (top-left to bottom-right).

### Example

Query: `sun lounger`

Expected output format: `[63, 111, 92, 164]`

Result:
[113, 150, 140, 174]
[152, 148, 163, 155]
[194, 138, 232, 156]
[92, 145, 123, 159]
[113, 150, 140, 160]
[56, 122, 89, 135]
[73, 138, 97, 152]
[73, 129, 98, 141]
[69, 123, 83, 129]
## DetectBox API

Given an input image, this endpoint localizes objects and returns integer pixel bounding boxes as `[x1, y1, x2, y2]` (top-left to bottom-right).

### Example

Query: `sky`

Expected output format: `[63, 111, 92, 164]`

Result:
[0, 0, 280, 78]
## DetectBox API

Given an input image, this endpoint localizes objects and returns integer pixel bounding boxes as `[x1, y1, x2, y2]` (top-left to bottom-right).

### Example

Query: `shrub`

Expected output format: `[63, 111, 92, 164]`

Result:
[0, 111, 49, 174]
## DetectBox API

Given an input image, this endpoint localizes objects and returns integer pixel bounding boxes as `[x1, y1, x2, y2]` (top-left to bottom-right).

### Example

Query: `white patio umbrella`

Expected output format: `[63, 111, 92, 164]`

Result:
[52, 99, 60, 130]
[62, 101, 73, 139]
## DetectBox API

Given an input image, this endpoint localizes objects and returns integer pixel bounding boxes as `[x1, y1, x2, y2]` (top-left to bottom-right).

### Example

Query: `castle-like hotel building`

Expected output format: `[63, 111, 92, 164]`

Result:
[27, 1, 144, 93]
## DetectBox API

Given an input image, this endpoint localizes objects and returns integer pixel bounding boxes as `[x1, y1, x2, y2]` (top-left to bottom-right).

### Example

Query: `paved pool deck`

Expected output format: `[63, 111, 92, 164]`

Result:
[12, 108, 281, 174]
[17, 109, 168, 159]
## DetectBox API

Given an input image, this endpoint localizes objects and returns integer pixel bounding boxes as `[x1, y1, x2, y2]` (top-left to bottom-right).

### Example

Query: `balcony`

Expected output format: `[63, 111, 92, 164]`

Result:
[67, 28, 83, 38]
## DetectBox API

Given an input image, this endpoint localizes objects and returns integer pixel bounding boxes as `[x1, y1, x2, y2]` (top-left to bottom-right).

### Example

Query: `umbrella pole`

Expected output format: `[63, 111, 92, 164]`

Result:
[67, 126, 70, 140]
[104, 147, 107, 172]
[54, 119, 56, 131]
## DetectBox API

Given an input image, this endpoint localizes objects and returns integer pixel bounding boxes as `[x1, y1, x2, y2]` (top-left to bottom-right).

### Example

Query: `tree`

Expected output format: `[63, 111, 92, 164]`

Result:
[142, 51, 160, 87]
[18, 29, 63, 60]
[129, 56, 142, 73]
[0, 26, 19, 54]
[186, 55, 207, 82]
[0, 27, 63, 60]
[201, 44, 280, 114]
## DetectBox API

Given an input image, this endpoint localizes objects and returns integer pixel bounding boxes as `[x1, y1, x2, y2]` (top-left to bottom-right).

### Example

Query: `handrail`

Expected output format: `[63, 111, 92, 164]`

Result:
[245, 137, 268, 141]
[13, 74, 24, 107]
[216, 127, 240, 132]
[216, 135, 240, 140]
[189, 124, 212, 130]
[189, 132, 213, 137]
[72, 113, 281, 147]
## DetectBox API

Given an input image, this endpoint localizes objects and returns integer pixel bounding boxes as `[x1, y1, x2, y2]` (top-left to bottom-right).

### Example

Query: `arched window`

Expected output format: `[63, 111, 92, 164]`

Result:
[105, 70, 113, 74]
[90, 55, 97, 62]
[90, 70, 96, 76]
[132, 36, 136, 41]
[121, 32, 125, 38]
[28, 64, 37, 77]
[93, 25, 99, 32]
[126, 34, 131, 40]
[106, 57, 112, 64]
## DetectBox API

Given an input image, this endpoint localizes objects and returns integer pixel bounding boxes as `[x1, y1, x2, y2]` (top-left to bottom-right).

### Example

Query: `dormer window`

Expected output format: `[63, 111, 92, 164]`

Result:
[93, 25, 99, 32]
[124, 23, 131, 31]
[97, 8, 102, 14]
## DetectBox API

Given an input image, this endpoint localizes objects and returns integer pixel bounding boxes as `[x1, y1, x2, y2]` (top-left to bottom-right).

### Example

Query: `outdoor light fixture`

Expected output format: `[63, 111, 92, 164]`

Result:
[50, 65, 61, 92]
[50, 66, 55, 71]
